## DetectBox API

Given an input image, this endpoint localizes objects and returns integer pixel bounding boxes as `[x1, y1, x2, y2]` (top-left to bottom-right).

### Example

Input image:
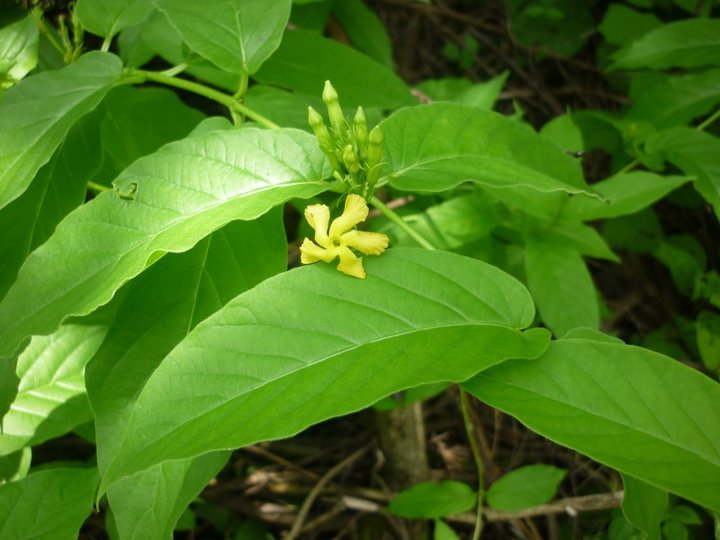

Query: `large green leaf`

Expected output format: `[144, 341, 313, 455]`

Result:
[87, 210, 286, 540]
[0, 110, 103, 299]
[464, 338, 720, 511]
[0, 466, 98, 540]
[627, 69, 720, 129]
[0, 12, 39, 89]
[254, 29, 415, 108]
[99, 248, 550, 492]
[610, 18, 720, 71]
[0, 51, 122, 210]
[524, 234, 599, 337]
[153, 0, 292, 75]
[75, 0, 154, 40]
[0, 127, 330, 359]
[0, 322, 107, 456]
[379, 104, 596, 217]
[644, 128, 720, 219]
[559, 172, 691, 221]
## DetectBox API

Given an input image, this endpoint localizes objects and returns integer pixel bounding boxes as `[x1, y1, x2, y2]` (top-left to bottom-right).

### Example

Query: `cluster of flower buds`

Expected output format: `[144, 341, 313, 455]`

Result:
[308, 81, 384, 201]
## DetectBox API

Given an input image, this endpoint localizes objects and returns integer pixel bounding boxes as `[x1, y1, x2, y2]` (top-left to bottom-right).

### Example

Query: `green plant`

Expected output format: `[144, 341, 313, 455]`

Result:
[0, 1, 719, 539]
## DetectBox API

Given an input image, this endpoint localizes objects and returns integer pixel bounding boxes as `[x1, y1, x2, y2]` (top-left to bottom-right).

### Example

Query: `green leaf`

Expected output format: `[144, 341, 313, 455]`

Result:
[524, 234, 599, 337]
[0, 448, 31, 484]
[0, 51, 122, 210]
[559, 172, 691, 221]
[254, 29, 415, 108]
[627, 69, 720, 129]
[0, 322, 108, 456]
[374, 192, 500, 251]
[108, 452, 229, 540]
[0, 127, 330, 359]
[434, 519, 461, 540]
[388, 480, 477, 518]
[621, 474, 667, 540]
[379, 104, 596, 218]
[244, 85, 324, 130]
[75, 0, 153, 40]
[486, 464, 566, 511]
[0, 109, 103, 299]
[644, 128, 720, 219]
[544, 222, 619, 262]
[464, 338, 720, 511]
[0, 13, 39, 88]
[653, 234, 706, 294]
[99, 248, 550, 492]
[331, 0, 393, 68]
[540, 113, 584, 154]
[696, 311, 720, 371]
[416, 73, 509, 110]
[0, 466, 98, 540]
[87, 210, 287, 539]
[598, 4, 662, 46]
[154, 0, 292, 75]
[610, 19, 720, 71]
[95, 85, 204, 184]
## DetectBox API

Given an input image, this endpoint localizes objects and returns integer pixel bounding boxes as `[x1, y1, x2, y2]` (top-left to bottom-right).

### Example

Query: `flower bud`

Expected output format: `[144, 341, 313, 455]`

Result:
[308, 106, 339, 170]
[343, 144, 360, 174]
[367, 126, 383, 168]
[353, 107, 368, 159]
[322, 80, 346, 136]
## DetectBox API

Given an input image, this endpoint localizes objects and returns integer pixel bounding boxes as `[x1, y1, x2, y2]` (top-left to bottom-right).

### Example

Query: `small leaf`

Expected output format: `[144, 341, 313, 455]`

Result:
[486, 464, 566, 511]
[99, 248, 550, 492]
[0, 51, 123, 210]
[434, 519, 461, 540]
[388, 480, 477, 518]
[331, 0, 393, 68]
[610, 18, 720, 71]
[598, 4, 662, 46]
[696, 311, 720, 371]
[154, 0, 292, 75]
[0, 467, 98, 540]
[464, 338, 720, 511]
[75, 0, 153, 40]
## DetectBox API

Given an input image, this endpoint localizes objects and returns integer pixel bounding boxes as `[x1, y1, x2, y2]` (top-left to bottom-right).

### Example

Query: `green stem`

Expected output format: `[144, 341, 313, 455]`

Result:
[87, 181, 109, 193]
[460, 389, 485, 540]
[697, 108, 720, 131]
[31, 9, 65, 56]
[369, 196, 436, 250]
[122, 69, 280, 129]
[100, 36, 111, 52]
[160, 63, 188, 77]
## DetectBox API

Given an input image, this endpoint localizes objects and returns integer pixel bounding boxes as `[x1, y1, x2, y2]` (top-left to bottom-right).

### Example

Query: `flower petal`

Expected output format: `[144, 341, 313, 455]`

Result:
[335, 245, 366, 279]
[300, 238, 336, 264]
[329, 194, 369, 237]
[341, 230, 389, 256]
[304, 204, 330, 246]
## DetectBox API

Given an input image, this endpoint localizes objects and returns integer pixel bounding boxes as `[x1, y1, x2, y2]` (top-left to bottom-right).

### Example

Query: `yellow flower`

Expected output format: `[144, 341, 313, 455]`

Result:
[300, 194, 389, 279]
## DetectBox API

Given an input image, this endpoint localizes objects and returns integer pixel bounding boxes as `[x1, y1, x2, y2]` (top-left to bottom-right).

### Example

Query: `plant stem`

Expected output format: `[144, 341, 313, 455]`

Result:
[122, 69, 280, 129]
[100, 35, 112, 52]
[87, 181, 109, 193]
[31, 8, 65, 56]
[369, 196, 436, 250]
[697, 108, 720, 131]
[460, 389, 485, 540]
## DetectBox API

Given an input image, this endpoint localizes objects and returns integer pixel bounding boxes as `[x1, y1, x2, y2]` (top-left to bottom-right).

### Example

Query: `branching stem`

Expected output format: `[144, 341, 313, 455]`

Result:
[460, 389, 485, 540]
[121, 69, 280, 129]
